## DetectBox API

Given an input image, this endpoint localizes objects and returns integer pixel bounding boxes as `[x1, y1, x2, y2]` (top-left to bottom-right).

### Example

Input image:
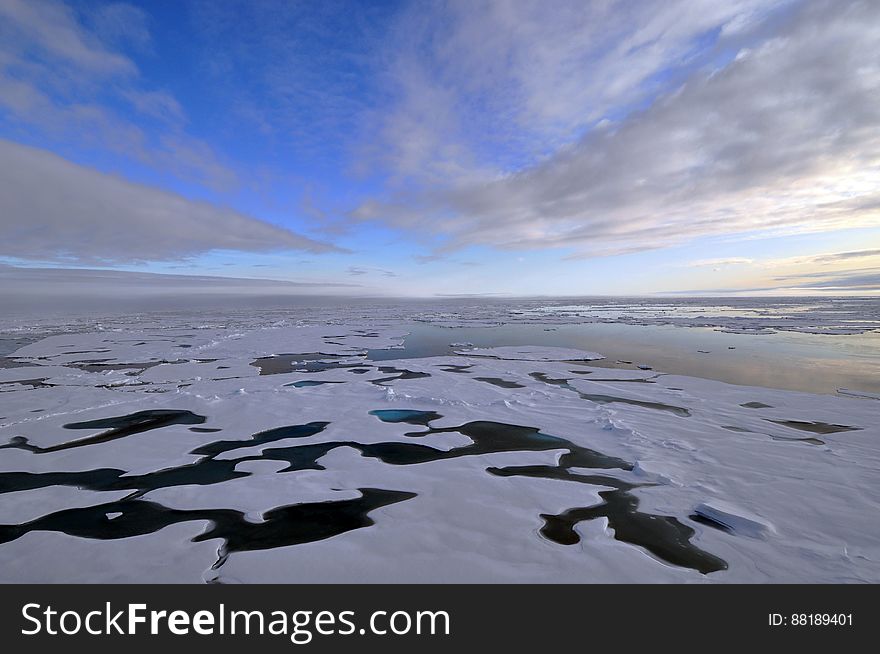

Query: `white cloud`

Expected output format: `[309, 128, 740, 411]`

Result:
[762, 248, 880, 268]
[0, 0, 235, 190]
[346, 266, 397, 278]
[0, 264, 360, 291]
[0, 265, 363, 312]
[0, 0, 137, 75]
[357, 0, 880, 258]
[685, 258, 754, 268]
[365, 0, 786, 182]
[121, 89, 186, 125]
[0, 139, 341, 263]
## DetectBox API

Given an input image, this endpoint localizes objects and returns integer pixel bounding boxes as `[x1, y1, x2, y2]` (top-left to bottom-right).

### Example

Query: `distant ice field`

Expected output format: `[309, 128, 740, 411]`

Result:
[3, 296, 879, 398]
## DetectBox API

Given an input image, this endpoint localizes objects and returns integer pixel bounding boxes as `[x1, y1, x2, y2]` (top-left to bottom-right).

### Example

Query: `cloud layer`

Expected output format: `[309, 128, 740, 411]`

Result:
[0, 265, 362, 313]
[0, 140, 340, 263]
[358, 0, 880, 257]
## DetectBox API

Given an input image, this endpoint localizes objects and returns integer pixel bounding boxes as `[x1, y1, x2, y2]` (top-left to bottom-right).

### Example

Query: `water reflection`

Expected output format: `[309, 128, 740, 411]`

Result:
[368, 322, 880, 395]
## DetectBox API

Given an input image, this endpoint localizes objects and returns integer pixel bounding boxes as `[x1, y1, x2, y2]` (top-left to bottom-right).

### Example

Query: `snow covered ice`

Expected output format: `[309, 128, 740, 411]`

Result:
[1, 300, 879, 583]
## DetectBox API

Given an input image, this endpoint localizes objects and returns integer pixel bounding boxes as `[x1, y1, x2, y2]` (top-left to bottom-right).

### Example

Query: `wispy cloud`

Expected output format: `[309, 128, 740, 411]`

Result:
[809, 249, 880, 264]
[0, 139, 341, 263]
[762, 249, 880, 268]
[346, 266, 397, 278]
[188, 0, 391, 162]
[685, 257, 754, 268]
[412, 253, 482, 267]
[0, 0, 140, 75]
[0, 0, 235, 190]
[0, 265, 363, 311]
[788, 272, 880, 291]
[365, 0, 785, 183]
[356, 0, 880, 258]
[669, 266, 880, 295]
[0, 264, 360, 289]
[672, 246, 880, 294]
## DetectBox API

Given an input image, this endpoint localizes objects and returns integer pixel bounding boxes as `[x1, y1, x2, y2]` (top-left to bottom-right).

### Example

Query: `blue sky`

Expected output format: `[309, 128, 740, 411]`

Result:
[1, 0, 878, 297]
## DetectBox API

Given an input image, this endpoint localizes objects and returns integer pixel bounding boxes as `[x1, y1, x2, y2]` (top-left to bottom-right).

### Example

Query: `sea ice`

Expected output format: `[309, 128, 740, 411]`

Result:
[0, 313, 878, 583]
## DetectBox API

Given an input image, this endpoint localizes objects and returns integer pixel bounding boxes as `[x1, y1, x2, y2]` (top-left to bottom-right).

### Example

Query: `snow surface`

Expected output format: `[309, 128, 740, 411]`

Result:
[0, 317, 878, 583]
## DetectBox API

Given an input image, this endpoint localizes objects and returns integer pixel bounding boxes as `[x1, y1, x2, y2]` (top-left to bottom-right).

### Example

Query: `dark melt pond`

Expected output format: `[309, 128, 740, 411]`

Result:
[0, 407, 728, 575]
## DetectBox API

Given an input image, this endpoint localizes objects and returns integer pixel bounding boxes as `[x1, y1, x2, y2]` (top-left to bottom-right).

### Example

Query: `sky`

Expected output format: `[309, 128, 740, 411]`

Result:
[1, 0, 878, 298]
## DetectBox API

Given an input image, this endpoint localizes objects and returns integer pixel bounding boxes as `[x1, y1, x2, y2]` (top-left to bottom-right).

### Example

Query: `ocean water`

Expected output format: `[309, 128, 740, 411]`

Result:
[367, 321, 880, 395]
